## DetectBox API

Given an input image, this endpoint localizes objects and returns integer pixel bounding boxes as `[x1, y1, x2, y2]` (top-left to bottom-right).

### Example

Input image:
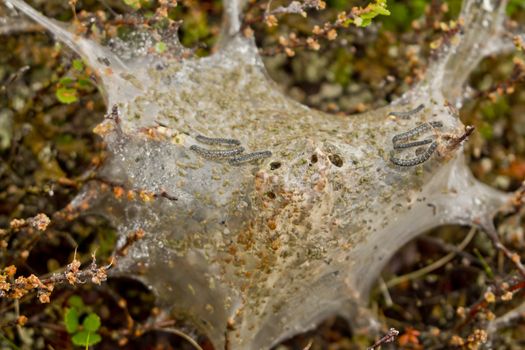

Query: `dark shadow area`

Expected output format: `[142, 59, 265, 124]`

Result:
[107, 277, 156, 323]
[373, 225, 485, 328]
[369, 223, 525, 349]
[271, 316, 354, 350]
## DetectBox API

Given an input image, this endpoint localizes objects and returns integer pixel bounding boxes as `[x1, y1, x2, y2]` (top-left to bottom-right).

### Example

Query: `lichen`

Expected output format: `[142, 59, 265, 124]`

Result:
[5, 0, 514, 349]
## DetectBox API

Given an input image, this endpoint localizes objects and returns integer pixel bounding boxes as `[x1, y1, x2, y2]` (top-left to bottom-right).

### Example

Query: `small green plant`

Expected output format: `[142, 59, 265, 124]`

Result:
[345, 0, 391, 27]
[55, 59, 94, 104]
[64, 296, 102, 349]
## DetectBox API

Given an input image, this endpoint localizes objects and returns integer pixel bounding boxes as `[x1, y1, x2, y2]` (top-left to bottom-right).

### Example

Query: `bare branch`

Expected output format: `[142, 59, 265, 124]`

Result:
[367, 328, 399, 350]
[487, 301, 525, 335]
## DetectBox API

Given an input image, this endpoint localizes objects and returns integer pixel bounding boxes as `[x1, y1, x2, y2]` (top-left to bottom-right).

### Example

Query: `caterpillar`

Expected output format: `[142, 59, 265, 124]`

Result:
[388, 104, 425, 119]
[390, 141, 438, 167]
[392, 138, 433, 150]
[228, 151, 272, 166]
[190, 145, 245, 159]
[392, 121, 443, 144]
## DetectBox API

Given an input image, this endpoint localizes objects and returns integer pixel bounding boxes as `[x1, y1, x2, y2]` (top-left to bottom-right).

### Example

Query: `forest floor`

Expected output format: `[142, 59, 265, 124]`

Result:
[1, 0, 525, 349]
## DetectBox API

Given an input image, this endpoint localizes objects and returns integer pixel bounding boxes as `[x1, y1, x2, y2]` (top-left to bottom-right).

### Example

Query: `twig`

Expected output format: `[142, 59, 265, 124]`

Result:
[487, 300, 525, 335]
[96, 0, 118, 17]
[385, 227, 477, 288]
[481, 221, 525, 278]
[121, 318, 203, 350]
[472, 56, 525, 101]
[113, 228, 145, 258]
[153, 328, 204, 350]
[302, 338, 313, 350]
[266, 0, 323, 17]
[419, 235, 477, 262]
[1, 253, 112, 303]
[367, 328, 399, 350]
[378, 277, 393, 307]
[455, 278, 525, 331]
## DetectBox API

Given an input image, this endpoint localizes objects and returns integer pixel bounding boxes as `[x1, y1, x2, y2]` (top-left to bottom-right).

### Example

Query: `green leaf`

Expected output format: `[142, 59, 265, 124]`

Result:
[72, 59, 84, 71]
[64, 308, 79, 334]
[59, 77, 74, 86]
[77, 79, 93, 91]
[56, 87, 78, 104]
[72, 330, 101, 347]
[353, 0, 390, 27]
[82, 313, 101, 332]
[123, 0, 141, 9]
[155, 41, 167, 54]
[371, 0, 390, 15]
[359, 18, 372, 27]
[374, 6, 391, 16]
[68, 295, 85, 309]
